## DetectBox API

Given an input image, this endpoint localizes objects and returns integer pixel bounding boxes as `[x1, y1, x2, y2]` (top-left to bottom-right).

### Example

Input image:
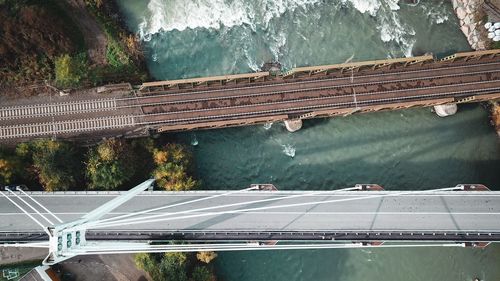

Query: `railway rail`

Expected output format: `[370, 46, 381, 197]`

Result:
[2, 60, 499, 121]
[0, 116, 135, 139]
[0, 98, 116, 120]
[1, 51, 500, 140]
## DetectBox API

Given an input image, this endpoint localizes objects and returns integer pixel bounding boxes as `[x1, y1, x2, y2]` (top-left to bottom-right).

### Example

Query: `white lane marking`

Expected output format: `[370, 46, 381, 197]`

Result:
[0, 212, 500, 216]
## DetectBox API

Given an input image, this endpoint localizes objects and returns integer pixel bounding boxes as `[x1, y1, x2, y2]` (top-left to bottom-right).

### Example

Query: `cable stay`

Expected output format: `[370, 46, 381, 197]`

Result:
[0, 191, 50, 235]
[16, 187, 63, 223]
[87, 186, 465, 230]
[67, 242, 466, 256]
[85, 185, 263, 228]
[5, 188, 53, 225]
[78, 186, 364, 230]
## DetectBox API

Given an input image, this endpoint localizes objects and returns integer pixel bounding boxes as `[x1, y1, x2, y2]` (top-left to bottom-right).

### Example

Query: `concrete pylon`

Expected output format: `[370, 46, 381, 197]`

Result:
[433, 104, 457, 117]
[284, 119, 303, 132]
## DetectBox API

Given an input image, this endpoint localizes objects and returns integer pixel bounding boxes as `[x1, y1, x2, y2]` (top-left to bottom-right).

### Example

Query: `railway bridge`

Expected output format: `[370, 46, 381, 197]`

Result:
[0, 180, 499, 264]
[1, 49, 500, 141]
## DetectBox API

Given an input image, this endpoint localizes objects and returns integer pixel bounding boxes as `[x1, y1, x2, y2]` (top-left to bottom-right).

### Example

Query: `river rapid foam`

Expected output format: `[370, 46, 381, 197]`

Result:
[138, 0, 418, 59]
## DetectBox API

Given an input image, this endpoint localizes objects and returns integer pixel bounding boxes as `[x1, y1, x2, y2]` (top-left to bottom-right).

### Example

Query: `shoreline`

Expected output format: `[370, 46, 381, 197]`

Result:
[451, 0, 488, 50]
[451, 0, 500, 135]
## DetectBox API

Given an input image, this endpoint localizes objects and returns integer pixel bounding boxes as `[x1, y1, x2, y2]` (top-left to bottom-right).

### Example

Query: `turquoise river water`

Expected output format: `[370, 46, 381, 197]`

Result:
[117, 0, 500, 280]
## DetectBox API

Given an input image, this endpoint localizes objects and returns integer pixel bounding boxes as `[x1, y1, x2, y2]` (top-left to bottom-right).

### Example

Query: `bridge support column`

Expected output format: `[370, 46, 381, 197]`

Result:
[284, 119, 303, 132]
[433, 104, 458, 117]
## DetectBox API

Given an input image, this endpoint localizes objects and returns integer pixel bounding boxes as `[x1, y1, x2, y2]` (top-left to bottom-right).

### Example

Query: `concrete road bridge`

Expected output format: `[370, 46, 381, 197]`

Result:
[0, 181, 498, 264]
[1, 49, 500, 142]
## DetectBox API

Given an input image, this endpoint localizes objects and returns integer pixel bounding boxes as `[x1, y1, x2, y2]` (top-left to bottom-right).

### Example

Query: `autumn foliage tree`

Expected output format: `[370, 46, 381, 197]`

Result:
[23, 140, 81, 191]
[134, 251, 217, 281]
[152, 144, 198, 191]
[86, 139, 134, 190]
[196, 252, 217, 264]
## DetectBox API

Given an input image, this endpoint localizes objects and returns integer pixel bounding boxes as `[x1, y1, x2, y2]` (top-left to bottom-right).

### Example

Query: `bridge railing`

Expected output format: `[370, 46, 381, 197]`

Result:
[440, 49, 500, 62]
[282, 55, 435, 78]
[139, 72, 270, 92]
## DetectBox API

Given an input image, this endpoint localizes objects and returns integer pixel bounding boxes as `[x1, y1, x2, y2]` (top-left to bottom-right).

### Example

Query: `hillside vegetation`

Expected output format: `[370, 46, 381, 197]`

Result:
[0, 0, 148, 93]
[0, 0, 84, 85]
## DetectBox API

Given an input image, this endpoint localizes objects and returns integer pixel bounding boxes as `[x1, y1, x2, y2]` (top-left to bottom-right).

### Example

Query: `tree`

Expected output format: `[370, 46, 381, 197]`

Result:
[0, 151, 22, 186]
[86, 139, 134, 190]
[158, 252, 188, 281]
[135, 252, 189, 281]
[196, 251, 217, 264]
[134, 252, 218, 281]
[30, 140, 80, 191]
[191, 266, 214, 281]
[152, 144, 198, 191]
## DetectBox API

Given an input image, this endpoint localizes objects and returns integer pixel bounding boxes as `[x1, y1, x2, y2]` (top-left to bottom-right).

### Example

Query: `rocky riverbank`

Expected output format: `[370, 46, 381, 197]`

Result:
[451, 0, 488, 50]
[489, 101, 500, 136]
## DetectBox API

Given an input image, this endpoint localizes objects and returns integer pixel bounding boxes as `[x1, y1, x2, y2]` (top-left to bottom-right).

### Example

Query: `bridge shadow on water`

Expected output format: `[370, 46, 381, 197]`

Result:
[214, 246, 355, 281]
[182, 104, 499, 191]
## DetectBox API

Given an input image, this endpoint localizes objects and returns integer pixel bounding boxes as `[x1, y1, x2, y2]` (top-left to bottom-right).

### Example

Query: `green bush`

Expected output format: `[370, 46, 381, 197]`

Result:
[192, 266, 214, 281]
[86, 139, 134, 190]
[0, 148, 22, 186]
[134, 252, 189, 281]
[54, 53, 88, 88]
[106, 38, 130, 68]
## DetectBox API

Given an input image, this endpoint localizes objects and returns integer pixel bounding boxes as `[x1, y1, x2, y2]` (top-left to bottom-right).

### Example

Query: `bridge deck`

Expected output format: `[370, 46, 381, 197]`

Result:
[1, 191, 499, 242]
[2, 50, 500, 142]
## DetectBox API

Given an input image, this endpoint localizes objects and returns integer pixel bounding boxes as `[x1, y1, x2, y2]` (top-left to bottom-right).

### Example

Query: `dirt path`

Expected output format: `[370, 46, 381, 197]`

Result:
[63, 0, 108, 65]
[0, 247, 46, 265]
[60, 255, 149, 281]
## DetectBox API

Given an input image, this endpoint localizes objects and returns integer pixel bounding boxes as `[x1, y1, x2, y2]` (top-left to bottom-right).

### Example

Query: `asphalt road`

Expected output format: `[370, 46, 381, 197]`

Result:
[1, 190, 499, 234]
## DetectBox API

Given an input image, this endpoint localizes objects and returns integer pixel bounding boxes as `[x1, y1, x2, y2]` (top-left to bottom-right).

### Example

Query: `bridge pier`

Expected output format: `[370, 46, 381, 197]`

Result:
[284, 119, 303, 132]
[434, 104, 458, 117]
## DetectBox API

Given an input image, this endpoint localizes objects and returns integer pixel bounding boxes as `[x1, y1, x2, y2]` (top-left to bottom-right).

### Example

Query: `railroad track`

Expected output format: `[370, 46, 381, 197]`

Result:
[137, 86, 500, 127]
[1, 60, 498, 121]
[0, 98, 117, 120]
[1, 57, 500, 140]
[138, 70, 500, 113]
[0, 115, 135, 139]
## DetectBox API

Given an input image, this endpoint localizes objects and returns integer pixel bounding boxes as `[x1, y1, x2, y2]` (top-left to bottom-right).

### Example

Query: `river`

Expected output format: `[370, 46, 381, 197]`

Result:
[117, 0, 500, 280]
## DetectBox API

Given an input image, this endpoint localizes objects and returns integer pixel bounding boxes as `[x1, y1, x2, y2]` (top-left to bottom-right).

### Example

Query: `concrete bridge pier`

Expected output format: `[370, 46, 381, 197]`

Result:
[284, 119, 303, 132]
[434, 104, 458, 117]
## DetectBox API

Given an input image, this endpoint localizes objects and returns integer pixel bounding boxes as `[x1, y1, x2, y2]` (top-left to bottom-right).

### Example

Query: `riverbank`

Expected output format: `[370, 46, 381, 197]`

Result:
[0, 0, 149, 98]
[451, 0, 488, 50]
[489, 101, 500, 136]
[450, 0, 500, 135]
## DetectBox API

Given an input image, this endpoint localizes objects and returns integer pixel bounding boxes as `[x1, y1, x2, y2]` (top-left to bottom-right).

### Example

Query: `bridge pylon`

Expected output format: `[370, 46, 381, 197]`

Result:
[42, 179, 155, 265]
